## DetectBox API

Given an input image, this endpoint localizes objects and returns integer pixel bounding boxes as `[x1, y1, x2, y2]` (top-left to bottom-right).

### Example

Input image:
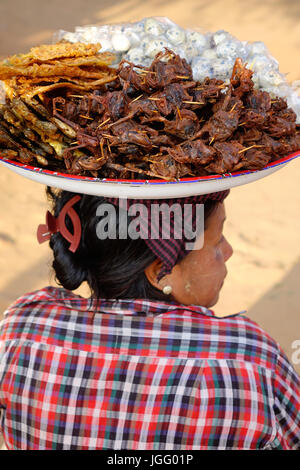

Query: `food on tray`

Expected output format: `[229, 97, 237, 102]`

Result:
[58, 17, 300, 123]
[0, 42, 117, 99]
[0, 43, 299, 180]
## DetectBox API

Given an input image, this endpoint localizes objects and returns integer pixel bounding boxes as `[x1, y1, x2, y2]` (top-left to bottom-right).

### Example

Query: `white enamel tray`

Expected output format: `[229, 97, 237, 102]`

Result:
[1, 151, 299, 199]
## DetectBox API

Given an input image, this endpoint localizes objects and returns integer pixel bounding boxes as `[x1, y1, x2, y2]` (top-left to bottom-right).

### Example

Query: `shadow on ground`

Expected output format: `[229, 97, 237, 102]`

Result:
[248, 257, 300, 375]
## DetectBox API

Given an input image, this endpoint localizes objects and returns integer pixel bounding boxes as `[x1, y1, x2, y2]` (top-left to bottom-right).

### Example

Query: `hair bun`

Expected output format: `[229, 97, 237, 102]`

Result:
[50, 233, 87, 290]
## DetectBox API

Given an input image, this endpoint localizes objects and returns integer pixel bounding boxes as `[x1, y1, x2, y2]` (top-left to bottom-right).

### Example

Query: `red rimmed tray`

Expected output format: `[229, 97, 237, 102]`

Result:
[1, 151, 299, 199]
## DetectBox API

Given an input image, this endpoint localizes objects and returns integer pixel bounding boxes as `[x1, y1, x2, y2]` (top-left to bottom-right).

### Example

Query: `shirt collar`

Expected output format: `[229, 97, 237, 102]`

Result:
[52, 286, 216, 318]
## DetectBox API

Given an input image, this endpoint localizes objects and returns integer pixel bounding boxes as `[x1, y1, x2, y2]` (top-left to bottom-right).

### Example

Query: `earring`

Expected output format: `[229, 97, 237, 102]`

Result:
[163, 285, 173, 295]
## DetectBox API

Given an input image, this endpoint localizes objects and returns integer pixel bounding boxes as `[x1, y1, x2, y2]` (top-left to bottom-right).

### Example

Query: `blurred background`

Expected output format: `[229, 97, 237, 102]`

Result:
[0, 0, 300, 378]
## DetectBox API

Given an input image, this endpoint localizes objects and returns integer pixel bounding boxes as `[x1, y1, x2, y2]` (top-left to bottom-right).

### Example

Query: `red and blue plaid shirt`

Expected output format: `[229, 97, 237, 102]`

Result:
[0, 286, 299, 450]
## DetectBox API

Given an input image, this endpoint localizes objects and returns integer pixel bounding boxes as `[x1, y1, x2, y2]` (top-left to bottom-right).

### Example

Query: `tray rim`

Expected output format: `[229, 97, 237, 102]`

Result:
[0, 150, 299, 186]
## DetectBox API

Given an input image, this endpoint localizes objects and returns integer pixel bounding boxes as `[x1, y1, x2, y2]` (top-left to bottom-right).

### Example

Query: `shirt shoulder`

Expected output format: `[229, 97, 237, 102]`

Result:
[161, 308, 281, 369]
[2, 286, 67, 313]
[0, 286, 86, 343]
[0, 288, 280, 371]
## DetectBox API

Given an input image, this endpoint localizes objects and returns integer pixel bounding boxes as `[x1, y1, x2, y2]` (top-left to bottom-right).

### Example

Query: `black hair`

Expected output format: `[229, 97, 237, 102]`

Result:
[45, 186, 221, 301]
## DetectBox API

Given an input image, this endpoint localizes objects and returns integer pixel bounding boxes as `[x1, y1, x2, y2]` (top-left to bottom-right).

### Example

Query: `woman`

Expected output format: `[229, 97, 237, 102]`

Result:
[0, 187, 299, 450]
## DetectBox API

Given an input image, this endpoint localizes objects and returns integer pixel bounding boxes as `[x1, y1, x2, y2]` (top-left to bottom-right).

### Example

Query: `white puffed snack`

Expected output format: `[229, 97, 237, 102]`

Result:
[125, 47, 145, 64]
[186, 31, 208, 53]
[191, 57, 214, 81]
[111, 33, 131, 52]
[166, 26, 185, 45]
[145, 38, 172, 58]
[144, 18, 165, 36]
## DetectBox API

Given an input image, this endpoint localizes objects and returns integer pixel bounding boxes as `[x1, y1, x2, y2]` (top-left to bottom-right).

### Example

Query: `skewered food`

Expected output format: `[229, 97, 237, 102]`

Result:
[58, 17, 300, 124]
[0, 44, 299, 181]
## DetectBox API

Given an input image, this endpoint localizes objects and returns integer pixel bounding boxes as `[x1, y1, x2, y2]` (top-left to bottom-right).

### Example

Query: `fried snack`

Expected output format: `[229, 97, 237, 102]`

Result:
[48, 51, 300, 179]
[2, 42, 102, 66]
[3, 78, 116, 102]
[0, 63, 116, 80]
[52, 54, 115, 67]
[0, 42, 117, 100]
[0, 42, 118, 168]
[0, 56, 115, 81]
[0, 45, 299, 180]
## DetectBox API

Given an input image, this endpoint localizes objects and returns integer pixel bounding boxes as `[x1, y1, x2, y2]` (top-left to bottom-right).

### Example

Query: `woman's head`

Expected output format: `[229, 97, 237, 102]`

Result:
[45, 187, 232, 307]
[145, 201, 233, 307]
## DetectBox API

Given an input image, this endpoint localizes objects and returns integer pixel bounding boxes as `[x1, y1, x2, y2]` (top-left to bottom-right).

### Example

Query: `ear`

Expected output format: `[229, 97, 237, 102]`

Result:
[144, 258, 164, 291]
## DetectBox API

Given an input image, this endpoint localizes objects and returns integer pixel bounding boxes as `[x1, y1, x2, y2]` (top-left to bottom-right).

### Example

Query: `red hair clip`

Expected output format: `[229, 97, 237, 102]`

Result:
[37, 195, 82, 253]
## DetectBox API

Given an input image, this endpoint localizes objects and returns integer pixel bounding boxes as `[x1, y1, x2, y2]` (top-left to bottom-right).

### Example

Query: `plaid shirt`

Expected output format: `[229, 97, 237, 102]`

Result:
[0, 286, 299, 450]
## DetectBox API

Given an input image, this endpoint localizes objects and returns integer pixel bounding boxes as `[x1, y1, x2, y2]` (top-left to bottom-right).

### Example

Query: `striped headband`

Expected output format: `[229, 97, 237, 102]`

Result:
[104, 189, 230, 281]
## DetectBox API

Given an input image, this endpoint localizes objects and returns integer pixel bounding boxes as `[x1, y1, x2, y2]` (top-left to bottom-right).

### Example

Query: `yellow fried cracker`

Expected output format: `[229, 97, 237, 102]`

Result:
[0, 62, 115, 80]
[51, 52, 115, 67]
[20, 74, 117, 98]
[2, 68, 116, 100]
[4, 42, 103, 66]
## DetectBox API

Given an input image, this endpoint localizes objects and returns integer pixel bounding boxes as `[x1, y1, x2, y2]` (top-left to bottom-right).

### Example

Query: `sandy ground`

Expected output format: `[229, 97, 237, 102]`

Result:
[0, 4, 300, 444]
